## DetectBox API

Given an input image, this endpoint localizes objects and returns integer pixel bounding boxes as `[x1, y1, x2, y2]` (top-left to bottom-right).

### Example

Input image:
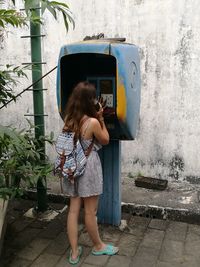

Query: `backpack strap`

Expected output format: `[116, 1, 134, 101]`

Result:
[84, 138, 94, 157]
[80, 118, 94, 156]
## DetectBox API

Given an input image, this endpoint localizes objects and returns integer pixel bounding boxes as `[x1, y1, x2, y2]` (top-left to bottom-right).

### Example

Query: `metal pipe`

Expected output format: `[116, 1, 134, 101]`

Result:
[30, 3, 47, 212]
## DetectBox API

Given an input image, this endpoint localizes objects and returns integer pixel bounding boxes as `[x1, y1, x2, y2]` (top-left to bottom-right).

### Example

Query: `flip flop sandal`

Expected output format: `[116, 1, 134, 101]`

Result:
[92, 244, 119, 256]
[69, 246, 83, 265]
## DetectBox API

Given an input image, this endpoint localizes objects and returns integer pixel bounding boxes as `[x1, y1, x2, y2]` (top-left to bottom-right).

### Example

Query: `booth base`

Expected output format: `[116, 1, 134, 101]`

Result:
[97, 140, 121, 226]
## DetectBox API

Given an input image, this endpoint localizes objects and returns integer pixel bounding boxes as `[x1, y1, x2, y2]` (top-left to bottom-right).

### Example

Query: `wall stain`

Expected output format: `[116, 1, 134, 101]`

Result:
[174, 29, 193, 72]
[134, 0, 144, 5]
[185, 176, 200, 184]
[169, 155, 184, 180]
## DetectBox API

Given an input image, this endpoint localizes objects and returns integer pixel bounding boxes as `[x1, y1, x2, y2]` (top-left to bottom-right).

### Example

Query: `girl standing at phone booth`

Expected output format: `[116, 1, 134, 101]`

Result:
[62, 81, 119, 265]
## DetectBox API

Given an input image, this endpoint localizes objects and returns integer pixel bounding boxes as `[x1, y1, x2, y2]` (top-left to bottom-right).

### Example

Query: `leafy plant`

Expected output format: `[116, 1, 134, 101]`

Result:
[0, 9, 27, 28]
[10, 0, 75, 31]
[0, 65, 28, 107]
[0, 0, 74, 200]
[0, 123, 54, 200]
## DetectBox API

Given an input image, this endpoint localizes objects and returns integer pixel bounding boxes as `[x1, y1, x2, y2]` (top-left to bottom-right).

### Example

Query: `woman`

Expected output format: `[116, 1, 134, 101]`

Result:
[63, 81, 119, 265]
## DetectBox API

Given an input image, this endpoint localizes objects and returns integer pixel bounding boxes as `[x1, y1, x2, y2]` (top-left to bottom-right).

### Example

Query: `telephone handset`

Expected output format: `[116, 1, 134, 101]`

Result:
[88, 77, 115, 117]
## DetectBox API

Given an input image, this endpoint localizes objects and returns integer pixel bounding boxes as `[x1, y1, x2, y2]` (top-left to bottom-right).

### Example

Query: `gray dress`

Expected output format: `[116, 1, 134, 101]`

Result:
[62, 121, 103, 197]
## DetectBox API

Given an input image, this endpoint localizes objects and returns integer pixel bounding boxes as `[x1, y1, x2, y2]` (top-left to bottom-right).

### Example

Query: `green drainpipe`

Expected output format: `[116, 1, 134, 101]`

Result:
[30, 4, 48, 212]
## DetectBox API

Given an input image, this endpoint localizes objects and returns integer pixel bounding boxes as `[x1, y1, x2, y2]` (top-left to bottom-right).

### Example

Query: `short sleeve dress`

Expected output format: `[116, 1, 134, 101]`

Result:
[62, 119, 103, 197]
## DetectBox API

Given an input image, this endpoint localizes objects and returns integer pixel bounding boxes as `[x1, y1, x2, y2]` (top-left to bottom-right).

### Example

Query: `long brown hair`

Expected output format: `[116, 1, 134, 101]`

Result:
[63, 81, 99, 137]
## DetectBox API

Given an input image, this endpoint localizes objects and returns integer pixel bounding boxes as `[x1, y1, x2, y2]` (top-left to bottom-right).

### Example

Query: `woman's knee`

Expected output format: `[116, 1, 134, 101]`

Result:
[83, 196, 99, 217]
[68, 197, 81, 214]
[84, 207, 97, 217]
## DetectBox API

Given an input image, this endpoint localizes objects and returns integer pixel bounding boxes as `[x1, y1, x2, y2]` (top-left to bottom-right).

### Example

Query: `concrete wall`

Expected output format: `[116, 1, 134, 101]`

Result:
[1, 0, 200, 183]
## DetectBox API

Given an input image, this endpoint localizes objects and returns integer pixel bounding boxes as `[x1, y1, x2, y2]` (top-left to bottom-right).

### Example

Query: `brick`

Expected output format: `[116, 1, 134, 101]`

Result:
[140, 228, 165, 249]
[79, 231, 93, 247]
[131, 246, 160, 267]
[135, 176, 168, 190]
[159, 239, 184, 263]
[17, 238, 51, 261]
[185, 238, 200, 256]
[129, 216, 151, 229]
[39, 219, 64, 239]
[30, 253, 60, 267]
[106, 255, 131, 267]
[165, 221, 188, 241]
[84, 254, 109, 266]
[100, 225, 121, 243]
[11, 228, 41, 249]
[11, 218, 33, 233]
[156, 261, 181, 267]
[45, 232, 69, 255]
[5, 257, 32, 267]
[118, 233, 139, 256]
[148, 219, 169, 231]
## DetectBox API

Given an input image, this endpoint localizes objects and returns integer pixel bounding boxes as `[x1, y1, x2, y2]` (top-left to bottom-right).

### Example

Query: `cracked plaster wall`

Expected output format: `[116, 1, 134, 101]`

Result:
[1, 0, 200, 182]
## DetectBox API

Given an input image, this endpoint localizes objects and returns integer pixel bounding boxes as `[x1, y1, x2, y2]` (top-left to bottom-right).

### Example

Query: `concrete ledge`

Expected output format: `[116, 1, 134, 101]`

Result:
[24, 190, 200, 225]
[0, 199, 9, 257]
[122, 202, 200, 225]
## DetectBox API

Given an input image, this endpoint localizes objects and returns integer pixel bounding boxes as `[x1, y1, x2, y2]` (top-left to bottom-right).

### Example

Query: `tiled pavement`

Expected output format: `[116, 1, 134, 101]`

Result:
[1, 199, 200, 267]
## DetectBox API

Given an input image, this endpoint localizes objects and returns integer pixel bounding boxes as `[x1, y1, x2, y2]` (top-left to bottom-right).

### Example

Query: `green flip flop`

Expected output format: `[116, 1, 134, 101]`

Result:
[92, 244, 119, 256]
[69, 246, 83, 265]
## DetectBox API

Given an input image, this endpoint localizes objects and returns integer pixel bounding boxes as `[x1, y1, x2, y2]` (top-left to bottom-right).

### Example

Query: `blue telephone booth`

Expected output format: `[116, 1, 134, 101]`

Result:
[56, 39, 141, 225]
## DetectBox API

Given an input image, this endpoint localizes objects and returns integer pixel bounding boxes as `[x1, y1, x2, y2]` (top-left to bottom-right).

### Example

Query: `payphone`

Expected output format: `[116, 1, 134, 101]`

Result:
[56, 39, 141, 225]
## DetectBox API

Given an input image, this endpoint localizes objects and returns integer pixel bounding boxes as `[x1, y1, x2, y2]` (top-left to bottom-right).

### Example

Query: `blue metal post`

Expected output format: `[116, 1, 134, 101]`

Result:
[98, 140, 121, 226]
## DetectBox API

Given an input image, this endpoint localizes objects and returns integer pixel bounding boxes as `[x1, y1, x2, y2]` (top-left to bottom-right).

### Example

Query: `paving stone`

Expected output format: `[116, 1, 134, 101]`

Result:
[17, 238, 51, 261]
[184, 238, 200, 256]
[131, 246, 160, 267]
[29, 253, 60, 267]
[148, 219, 169, 231]
[105, 255, 131, 267]
[45, 232, 69, 255]
[159, 239, 184, 263]
[29, 220, 49, 229]
[165, 221, 188, 241]
[10, 228, 42, 249]
[156, 260, 182, 267]
[84, 254, 109, 266]
[79, 231, 93, 247]
[6, 257, 32, 267]
[129, 216, 151, 229]
[118, 233, 140, 256]
[178, 255, 200, 267]
[81, 264, 96, 267]
[140, 228, 165, 249]
[99, 225, 121, 244]
[11, 218, 33, 232]
[186, 224, 200, 242]
[39, 219, 64, 239]
[121, 212, 132, 222]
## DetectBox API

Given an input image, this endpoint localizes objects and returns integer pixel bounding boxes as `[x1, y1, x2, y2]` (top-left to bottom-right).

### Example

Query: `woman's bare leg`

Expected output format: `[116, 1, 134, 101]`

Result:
[67, 197, 81, 259]
[83, 196, 105, 251]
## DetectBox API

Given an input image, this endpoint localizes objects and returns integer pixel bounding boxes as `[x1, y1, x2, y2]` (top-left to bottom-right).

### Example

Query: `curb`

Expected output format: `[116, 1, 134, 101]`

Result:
[121, 202, 200, 225]
[24, 190, 200, 225]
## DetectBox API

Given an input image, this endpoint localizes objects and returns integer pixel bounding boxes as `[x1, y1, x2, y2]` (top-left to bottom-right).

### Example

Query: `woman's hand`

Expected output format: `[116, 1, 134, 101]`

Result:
[97, 103, 104, 121]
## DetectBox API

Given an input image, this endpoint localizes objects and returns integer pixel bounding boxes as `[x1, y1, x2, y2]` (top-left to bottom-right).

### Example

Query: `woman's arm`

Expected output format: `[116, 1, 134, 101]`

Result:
[91, 118, 109, 145]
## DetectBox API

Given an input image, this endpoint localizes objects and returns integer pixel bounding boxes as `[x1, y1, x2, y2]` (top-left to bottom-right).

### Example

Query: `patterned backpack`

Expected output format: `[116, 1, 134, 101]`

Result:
[54, 121, 94, 186]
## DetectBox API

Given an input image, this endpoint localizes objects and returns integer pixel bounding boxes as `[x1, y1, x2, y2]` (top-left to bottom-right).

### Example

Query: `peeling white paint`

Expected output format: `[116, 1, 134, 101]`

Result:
[1, 0, 200, 182]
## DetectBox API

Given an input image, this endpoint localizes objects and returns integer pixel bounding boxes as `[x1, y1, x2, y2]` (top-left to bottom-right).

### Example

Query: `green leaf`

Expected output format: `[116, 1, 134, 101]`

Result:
[46, 5, 57, 19]
[41, 1, 48, 14]
[0, 19, 4, 28]
[24, 0, 34, 15]
[62, 11, 68, 32]
[50, 1, 69, 9]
